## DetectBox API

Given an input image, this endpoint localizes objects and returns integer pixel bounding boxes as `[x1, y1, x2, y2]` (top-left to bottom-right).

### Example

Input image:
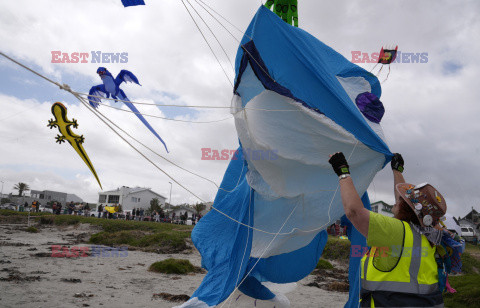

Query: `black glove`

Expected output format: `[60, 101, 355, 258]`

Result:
[391, 153, 404, 173]
[328, 152, 350, 176]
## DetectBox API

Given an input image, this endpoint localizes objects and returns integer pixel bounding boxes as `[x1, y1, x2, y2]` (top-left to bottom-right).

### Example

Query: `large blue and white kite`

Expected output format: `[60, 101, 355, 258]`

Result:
[88, 67, 168, 152]
[178, 6, 392, 307]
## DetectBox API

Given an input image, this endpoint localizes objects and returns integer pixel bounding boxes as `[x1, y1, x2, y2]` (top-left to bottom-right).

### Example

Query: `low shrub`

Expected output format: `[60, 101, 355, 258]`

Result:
[316, 258, 334, 270]
[39, 216, 54, 224]
[89, 230, 188, 253]
[149, 258, 198, 274]
[322, 236, 351, 261]
[25, 226, 38, 233]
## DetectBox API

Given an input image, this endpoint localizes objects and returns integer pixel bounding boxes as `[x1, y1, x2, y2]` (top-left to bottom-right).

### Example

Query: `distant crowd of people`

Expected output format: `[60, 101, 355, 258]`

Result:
[15, 200, 201, 224]
[23, 200, 92, 216]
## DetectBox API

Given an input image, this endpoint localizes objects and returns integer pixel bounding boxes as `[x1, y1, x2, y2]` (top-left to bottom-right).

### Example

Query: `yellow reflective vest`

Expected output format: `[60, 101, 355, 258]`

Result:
[360, 221, 443, 307]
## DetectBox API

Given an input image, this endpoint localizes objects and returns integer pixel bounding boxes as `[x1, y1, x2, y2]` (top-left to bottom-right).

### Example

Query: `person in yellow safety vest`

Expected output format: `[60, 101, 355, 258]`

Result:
[328, 152, 446, 308]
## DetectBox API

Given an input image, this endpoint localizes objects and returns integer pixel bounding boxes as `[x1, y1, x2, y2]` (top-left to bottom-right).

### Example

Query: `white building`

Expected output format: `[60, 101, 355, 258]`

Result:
[170, 205, 196, 220]
[98, 186, 166, 212]
[371, 201, 394, 217]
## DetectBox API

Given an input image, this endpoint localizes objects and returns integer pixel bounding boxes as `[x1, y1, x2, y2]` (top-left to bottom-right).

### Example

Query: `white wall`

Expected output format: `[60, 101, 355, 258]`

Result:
[123, 190, 165, 211]
[171, 208, 195, 219]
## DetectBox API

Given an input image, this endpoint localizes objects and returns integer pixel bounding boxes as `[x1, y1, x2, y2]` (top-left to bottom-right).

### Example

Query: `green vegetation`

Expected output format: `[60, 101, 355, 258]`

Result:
[316, 258, 334, 270]
[322, 236, 351, 262]
[459, 252, 480, 275]
[13, 182, 30, 196]
[444, 274, 480, 308]
[37, 212, 192, 252]
[194, 203, 206, 216]
[0, 209, 52, 224]
[443, 244, 480, 308]
[89, 230, 188, 253]
[1, 209, 193, 253]
[149, 258, 199, 274]
[0, 209, 52, 216]
[25, 226, 38, 233]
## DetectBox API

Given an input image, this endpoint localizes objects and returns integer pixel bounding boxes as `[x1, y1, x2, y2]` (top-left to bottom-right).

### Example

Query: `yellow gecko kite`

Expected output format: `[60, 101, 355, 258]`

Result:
[47, 102, 102, 189]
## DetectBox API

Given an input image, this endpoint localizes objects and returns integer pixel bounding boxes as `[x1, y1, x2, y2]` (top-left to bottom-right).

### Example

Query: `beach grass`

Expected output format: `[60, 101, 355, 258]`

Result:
[149, 258, 200, 274]
[25, 226, 39, 233]
[0, 210, 193, 253]
[443, 273, 480, 308]
[322, 236, 351, 262]
[316, 258, 334, 270]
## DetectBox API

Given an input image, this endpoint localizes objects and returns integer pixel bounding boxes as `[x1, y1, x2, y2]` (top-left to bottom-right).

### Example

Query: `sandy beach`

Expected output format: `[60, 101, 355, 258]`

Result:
[0, 222, 348, 308]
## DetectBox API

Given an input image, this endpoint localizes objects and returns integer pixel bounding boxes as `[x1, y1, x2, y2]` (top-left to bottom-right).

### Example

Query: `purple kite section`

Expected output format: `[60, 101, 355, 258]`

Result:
[355, 92, 385, 124]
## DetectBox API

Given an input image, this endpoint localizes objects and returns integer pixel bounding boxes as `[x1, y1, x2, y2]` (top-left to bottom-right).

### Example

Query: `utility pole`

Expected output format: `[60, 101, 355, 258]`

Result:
[169, 182, 172, 210]
[0, 181, 4, 205]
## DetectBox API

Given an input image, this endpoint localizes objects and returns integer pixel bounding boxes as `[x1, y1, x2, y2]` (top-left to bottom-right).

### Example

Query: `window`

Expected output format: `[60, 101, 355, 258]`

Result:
[108, 195, 119, 203]
[99, 195, 106, 203]
[461, 228, 468, 232]
[131, 197, 141, 203]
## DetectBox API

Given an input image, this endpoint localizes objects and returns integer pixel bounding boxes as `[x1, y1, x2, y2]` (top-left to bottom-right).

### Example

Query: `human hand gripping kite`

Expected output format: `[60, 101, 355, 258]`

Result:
[88, 67, 168, 152]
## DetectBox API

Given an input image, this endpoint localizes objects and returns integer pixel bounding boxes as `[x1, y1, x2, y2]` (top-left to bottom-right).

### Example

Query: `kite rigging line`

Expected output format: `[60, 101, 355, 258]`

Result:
[80, 92, 309, 112]
[0, 51, 353, 236]
[180, 0, 233, 87]
[0, 51, 211, 202]
[0, 51, 300, 235]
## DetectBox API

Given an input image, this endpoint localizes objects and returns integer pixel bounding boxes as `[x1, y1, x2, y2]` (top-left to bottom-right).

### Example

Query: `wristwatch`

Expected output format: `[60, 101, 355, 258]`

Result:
[339, 174, 351, 180]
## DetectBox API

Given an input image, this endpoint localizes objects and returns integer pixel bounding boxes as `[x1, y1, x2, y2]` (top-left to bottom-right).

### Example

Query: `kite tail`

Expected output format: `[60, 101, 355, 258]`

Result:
[121, 95, 169, 152]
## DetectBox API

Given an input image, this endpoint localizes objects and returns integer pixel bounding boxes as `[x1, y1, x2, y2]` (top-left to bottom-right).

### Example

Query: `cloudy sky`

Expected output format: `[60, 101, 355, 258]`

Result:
[0, 0, 479, 218]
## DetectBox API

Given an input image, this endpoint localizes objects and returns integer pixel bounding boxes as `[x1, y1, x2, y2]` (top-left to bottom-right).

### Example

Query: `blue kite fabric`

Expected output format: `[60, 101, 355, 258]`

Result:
[121, 0, 145, 7]
[177, 6, 392, 307]
[87, 67, 168, 152]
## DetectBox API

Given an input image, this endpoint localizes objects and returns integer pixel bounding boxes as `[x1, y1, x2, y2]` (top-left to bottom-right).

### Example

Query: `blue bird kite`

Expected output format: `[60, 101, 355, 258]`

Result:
[88, 67, 168, 152]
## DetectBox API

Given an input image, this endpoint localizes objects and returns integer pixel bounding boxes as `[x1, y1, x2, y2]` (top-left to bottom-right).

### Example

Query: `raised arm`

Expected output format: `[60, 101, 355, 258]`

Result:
[391, 153, 406, 203]
[329, 153, 370, 237]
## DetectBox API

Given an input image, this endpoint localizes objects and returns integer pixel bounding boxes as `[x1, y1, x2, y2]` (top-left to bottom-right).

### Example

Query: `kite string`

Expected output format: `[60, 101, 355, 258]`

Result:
[92, 100, 234, 123]
[230, 187, 253, 308]
[72, 92, 208, 203]
[0, 51, 250, 196]
[180, 0, 233, 87]
[193, 0, 242, 43]
[220, 189, 300, 308]
[80, 92, 308, 112]
[326, 140, 359, 223]
[0, 52, 361, 236]
[221, 140, 359, 307]
[185, 0, 235, 71]
[0, 52, 212, 204]
[0, 52, 300, 236]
